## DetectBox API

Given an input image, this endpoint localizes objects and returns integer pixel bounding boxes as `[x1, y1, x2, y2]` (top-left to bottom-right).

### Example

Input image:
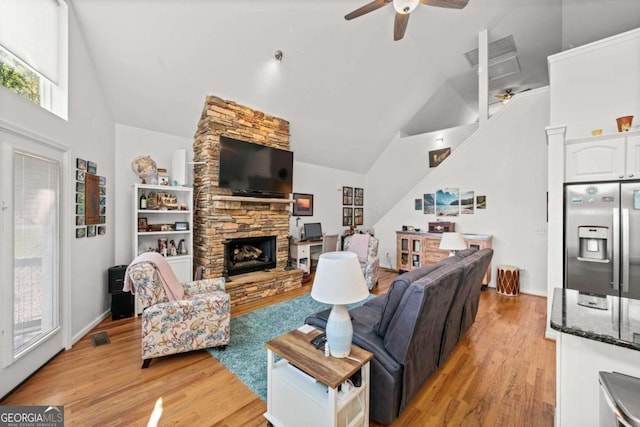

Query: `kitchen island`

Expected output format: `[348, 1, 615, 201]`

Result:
[550, 288, 640, 426]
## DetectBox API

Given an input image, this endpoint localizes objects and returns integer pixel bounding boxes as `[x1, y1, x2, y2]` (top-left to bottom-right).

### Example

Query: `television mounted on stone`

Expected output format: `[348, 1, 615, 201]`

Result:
[218, 135, 293, 197]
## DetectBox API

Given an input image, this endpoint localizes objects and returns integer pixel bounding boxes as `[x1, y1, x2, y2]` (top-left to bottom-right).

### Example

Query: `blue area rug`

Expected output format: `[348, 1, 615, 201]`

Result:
[208, 293, 371, 401]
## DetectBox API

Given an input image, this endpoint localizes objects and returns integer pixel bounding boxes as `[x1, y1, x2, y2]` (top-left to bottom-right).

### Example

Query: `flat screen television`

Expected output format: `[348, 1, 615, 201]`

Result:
[218, 135, 293, 197]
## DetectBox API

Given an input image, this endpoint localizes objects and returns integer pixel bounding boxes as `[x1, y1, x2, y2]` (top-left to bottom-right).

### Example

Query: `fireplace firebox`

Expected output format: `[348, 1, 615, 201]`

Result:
[224, 236, 277, 276]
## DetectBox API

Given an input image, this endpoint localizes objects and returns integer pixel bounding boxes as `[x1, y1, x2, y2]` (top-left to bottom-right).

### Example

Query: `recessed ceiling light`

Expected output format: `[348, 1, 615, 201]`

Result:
[274, 50, 283, 62]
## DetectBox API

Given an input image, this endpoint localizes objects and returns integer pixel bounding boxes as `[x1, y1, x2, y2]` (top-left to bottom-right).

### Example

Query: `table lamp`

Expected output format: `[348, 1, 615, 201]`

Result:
[439, 232, 467, 257]
[310, 251, 369, 358]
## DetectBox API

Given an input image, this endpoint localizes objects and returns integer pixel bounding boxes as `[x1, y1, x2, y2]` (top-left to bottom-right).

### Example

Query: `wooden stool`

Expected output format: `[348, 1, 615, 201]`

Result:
[497, 265, 520, 296]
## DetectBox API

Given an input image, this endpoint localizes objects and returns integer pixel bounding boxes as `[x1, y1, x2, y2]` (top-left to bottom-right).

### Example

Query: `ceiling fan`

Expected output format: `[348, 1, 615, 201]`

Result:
[494, 88, 515, 102]
[494, 87, 532, 103]
[345, 0, 469, 41]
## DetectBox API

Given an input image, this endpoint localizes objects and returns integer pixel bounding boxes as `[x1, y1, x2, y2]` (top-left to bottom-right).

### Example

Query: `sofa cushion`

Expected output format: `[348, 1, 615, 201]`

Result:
[374, 263, 444, 337]
[454, 247, 479, 259]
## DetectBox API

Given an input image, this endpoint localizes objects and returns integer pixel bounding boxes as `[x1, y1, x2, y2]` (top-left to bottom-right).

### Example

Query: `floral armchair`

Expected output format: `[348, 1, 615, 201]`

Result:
[127, 262, 230, 368]
[344, 234, 380, 290]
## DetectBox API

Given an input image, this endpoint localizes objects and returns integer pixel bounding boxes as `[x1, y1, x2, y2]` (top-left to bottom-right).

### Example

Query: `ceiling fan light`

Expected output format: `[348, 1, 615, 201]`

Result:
[393, 0, 419, 14]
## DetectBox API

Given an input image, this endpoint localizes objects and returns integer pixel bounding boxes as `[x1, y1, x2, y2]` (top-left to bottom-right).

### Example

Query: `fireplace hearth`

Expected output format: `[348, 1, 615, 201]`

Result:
[224, 236, 277, 276]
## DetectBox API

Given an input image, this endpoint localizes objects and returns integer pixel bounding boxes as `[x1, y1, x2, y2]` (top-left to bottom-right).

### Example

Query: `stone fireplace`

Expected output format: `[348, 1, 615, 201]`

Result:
[224, 235, 277, 276]
[193, 96, 302, 308]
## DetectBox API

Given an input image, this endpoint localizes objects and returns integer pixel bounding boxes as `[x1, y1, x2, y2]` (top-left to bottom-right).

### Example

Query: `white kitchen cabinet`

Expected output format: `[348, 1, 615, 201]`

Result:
[626, 134, 640, 180]
[565, 131, 640, 182]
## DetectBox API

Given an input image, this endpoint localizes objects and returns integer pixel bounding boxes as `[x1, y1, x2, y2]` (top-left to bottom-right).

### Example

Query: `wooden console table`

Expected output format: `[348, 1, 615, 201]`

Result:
[396, 231, 493, 285]
[264, 328, 373, 427]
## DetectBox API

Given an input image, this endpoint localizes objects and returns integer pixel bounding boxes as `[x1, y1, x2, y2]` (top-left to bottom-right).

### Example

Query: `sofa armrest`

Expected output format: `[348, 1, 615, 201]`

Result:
[183, 277, 226, 296]
[305, 306, 401, 375]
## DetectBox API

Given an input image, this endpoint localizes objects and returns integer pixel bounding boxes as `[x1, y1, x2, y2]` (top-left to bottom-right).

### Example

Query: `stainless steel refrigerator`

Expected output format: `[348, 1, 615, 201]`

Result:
[565, 182, 640, 300]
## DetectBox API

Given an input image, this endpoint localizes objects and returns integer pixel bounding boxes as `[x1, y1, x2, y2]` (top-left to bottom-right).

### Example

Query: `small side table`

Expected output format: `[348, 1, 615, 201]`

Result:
[497, 265, 520, 296]
[264, 328, 373, 427]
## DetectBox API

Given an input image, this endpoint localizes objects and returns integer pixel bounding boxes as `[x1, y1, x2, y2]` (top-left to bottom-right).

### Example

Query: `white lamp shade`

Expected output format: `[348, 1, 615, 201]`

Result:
[439, 232, 467, 251]
[311, 251, 369, 305]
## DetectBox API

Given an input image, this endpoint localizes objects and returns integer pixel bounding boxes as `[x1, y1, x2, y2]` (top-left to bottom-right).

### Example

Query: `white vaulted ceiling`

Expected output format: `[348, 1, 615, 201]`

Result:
[70, 0, 640, 173]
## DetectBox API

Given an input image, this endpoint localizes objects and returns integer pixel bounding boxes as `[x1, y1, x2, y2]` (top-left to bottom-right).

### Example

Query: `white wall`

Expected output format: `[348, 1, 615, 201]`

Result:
[366, 123, 478, 226]
[114, 124, 193, 265]
[290, 160, 365, 240]
[549, 27, 640, 138]
[0, 4, 115, 341]
[372, 89, 550, 296]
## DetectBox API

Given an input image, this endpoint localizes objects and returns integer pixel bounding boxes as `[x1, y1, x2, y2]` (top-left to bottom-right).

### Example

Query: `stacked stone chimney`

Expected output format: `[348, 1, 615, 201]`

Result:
[193, 96, 301, 307]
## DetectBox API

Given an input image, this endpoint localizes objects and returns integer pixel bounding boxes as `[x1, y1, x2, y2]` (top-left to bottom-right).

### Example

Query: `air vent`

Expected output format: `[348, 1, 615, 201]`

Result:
[464, 35, 517, 67]
[488, 55, 520, 81]
[91, 331, 110, 347]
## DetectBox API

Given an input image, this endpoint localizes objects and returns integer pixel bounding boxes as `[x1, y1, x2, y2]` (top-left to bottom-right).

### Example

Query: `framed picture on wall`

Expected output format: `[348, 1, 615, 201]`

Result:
[354, 207, 363, 226]
[342, 207, 353, 226]
[293, 193, 314, 216]
[429, 147, 451, 168]
[354, 188, 364, 206]
[342, 186, 353, 205]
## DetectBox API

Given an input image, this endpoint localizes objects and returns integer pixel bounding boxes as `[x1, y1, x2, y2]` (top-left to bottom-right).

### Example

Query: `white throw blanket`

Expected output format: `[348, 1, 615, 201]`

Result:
[348, 234, 370, 263]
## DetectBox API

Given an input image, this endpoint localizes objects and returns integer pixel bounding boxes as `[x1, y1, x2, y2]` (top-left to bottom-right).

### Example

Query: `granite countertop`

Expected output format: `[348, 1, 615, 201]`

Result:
[396, 230, 492, 240]
[550, 288, 640, 351]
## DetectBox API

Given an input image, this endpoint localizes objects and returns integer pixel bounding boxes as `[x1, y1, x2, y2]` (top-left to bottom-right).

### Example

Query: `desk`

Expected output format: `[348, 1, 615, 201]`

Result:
[264, 328, 372, 427]
[290, 240, 323, 273]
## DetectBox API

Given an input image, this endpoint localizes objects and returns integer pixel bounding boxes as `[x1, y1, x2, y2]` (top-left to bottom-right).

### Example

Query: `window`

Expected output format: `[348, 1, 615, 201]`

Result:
[0, 0, 68, 119]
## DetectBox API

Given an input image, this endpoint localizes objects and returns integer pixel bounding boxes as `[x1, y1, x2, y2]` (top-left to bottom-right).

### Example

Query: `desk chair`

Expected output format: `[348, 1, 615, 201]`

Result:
[311, 234, 339, 271]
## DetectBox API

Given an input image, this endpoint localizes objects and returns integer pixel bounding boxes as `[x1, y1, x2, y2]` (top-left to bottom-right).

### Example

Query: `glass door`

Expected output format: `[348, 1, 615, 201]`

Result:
[1, 135, 65, 399]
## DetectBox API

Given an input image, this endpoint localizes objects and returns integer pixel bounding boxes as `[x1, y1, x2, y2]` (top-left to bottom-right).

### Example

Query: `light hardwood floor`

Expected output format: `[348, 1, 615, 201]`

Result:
[1, 270, 555, 426]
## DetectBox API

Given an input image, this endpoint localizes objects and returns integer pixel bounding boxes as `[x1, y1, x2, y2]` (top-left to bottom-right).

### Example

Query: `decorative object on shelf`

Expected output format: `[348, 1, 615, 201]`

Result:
[310, 251, 369, 358]
[174, 221, 189, 231]
[157, 168, 170, 185]
[146, 192, 178, 210]
[158, 238, 168, 256]
[131, 155, 157, 184]
[354, 187, 364, 206]
[342, 186, 353, 205]
[428, 221, 455, 233]
[138, 217, 148, 232]
[429, 147, 451, 168]
[423, 193, 435, 214]
[591, 129, 603, 136]
[435, 188, 459, 217]
[171, 149, 187, 186]
[292, 193, 314, 216]
[342, 207, 353, 226]
[616, 115, 634, 132]
[461, 190, 475, 215]
[139, 191, 147, 209]
[439, 232, 467, 256]
[178, 239, 187, 255]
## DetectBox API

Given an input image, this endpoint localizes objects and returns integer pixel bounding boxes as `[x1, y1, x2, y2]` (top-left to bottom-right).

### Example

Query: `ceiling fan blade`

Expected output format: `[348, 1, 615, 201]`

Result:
[345, 0, 391, 20]
[419, 0, 469, 9]
[394, 12, 410, 41]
